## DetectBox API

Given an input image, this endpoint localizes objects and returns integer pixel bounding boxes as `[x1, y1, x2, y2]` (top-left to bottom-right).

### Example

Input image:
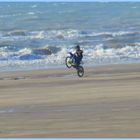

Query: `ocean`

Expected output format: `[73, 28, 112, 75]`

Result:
[0, 2, 140, 71]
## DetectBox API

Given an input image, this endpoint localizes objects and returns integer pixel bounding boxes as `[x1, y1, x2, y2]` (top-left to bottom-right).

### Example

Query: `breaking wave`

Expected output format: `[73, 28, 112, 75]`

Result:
[0, 29, 140, 71]
[0, 43, 140, 71]
[1, 29, 139, 40]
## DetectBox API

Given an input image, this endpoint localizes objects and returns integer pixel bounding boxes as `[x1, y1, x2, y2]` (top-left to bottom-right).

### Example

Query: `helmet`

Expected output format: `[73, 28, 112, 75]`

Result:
[75, 45, 80, 50]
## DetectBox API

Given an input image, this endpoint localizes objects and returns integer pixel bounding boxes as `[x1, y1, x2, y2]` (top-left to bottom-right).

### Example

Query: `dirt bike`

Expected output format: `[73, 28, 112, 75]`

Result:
[65, 52, 84, 77]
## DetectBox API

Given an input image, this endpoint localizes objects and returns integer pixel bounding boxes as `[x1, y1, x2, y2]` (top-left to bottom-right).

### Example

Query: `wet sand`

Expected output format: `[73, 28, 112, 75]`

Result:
[0, 63, 140, 137]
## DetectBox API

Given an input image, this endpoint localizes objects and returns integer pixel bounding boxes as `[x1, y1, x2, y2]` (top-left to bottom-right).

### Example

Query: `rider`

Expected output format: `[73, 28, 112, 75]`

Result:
[73, 45, 83, 66]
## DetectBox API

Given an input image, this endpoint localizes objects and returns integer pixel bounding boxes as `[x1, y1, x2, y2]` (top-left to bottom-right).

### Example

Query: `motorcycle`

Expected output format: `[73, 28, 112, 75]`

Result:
[65, 52, 84, 77]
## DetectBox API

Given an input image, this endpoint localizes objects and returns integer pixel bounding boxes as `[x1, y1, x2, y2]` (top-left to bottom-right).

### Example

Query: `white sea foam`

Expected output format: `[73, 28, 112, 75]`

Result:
[0, 29, 140, 71]
[28, 30, 133, 40]
[18, 48, 32, 55]
[31, 4, 37, 8]
[0, 30, 139, 43]
[91, 31, 139, 37]
[45, 29, 79, 39]
[0, 13, 23, 18]
[0, 43, 140, 71]
[29, 31, 45, 39]
[27, 12, 35, 15]
[46, 30, 140, 39]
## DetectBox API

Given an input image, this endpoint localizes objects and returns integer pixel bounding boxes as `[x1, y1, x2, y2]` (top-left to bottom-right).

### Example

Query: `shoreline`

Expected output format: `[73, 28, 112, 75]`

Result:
[0, 61, 140, 73]
[0, 63, 140, 137]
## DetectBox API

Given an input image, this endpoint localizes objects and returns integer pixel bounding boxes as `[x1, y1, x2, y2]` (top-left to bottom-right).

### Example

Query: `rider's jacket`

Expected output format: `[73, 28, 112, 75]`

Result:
[76, 49, 83, 58]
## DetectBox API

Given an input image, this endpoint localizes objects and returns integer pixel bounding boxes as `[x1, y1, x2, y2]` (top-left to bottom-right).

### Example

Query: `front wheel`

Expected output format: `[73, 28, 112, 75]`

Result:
[65, 56, 72, 68]
[77, 66, 84, 77]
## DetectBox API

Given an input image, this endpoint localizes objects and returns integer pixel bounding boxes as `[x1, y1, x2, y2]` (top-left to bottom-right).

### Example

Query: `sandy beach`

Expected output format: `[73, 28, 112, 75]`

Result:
[0, 63, 140, 137]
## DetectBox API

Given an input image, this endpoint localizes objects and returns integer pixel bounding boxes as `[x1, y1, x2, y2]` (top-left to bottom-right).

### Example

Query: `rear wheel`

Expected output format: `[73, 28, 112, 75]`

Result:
[77, 66, 84, 77]
[65, 56, 72, 68]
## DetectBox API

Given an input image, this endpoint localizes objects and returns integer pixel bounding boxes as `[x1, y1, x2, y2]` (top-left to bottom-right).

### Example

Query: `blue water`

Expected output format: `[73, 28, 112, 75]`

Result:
[0, 2, 140, 71]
